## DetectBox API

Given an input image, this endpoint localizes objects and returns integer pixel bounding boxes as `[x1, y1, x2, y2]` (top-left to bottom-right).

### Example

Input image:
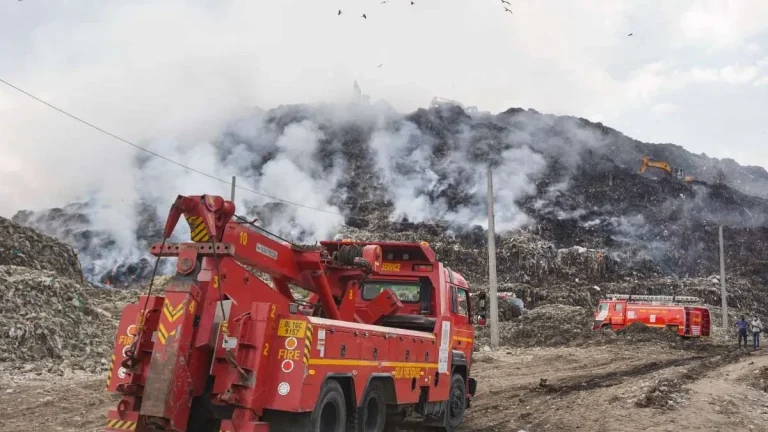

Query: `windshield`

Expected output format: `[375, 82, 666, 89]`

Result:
[362, 282, 420, 303]
[597, 303, 608, 313]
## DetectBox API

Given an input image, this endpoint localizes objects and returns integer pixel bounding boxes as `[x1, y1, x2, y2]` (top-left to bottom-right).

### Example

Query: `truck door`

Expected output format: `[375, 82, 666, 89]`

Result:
[451, 286, 473, 364]
[610, 302, 626, 328]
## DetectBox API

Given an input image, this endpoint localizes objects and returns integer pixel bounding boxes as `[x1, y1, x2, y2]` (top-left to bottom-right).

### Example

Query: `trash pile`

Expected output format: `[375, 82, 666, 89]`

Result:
[11, 202, 161, 287]
[0, 266, 116, 373]
[474, 304, 596, 348]
[0, 216, 84, 282]
[344, 223, 622, 286]
[615, 322, 680, 344]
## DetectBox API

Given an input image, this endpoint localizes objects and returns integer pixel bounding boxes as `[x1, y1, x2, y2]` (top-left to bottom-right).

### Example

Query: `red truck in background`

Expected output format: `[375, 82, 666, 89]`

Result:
[103, 194, 477, 432]
[593, 294, 711, 338]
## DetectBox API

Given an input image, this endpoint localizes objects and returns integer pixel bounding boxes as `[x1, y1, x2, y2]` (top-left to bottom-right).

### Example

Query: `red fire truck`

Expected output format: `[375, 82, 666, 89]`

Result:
[103, 194, 476, 432]
[593, 294, 711, 338]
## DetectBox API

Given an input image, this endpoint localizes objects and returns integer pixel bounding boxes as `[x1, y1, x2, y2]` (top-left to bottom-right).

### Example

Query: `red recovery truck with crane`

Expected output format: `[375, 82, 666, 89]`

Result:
[103, 194, 477, 432]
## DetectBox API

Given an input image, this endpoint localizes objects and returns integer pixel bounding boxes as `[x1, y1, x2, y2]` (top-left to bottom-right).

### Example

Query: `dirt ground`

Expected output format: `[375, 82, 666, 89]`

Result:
[462, 342, 768, 432]
[0, 342, 766, 432]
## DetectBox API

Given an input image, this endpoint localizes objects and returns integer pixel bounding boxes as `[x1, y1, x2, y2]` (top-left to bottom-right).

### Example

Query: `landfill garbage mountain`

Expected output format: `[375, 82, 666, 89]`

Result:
[2, 102, 768, 431]
[9, 102, 768, 319]
[0, 219, 130, 373]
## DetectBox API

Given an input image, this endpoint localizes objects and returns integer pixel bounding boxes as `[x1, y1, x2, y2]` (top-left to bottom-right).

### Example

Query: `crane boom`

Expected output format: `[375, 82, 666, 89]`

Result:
[152, 194, 381, 322]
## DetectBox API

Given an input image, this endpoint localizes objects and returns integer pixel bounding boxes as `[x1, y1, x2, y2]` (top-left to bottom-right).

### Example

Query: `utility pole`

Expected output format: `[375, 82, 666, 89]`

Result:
[231, 176, 237, 202]
[719, 225, 728, 330]
[486, 167, 500, 349]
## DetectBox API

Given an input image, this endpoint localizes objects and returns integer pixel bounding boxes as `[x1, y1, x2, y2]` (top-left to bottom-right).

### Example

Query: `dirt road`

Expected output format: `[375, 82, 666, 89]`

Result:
[1, 342, 766, 432]
[462, 343, 768, 431]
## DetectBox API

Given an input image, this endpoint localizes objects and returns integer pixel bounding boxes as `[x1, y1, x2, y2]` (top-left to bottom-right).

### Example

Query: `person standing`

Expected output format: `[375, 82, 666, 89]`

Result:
[735, 316, 749, 349]
[751, 316, 762, 351]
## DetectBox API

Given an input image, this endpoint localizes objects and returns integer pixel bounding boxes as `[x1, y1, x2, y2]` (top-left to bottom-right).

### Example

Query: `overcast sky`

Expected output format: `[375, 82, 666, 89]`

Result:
[1, 0, 767, 216]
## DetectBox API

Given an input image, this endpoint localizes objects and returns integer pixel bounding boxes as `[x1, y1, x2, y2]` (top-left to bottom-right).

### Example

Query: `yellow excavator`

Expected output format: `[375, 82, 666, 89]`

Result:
[639, 156, 695, 183]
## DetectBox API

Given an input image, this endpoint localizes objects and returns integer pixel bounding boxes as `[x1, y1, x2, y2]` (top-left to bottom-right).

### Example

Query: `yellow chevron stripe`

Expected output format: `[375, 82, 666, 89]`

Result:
[157, 323, 177, 345]
[162, 300, 185, 322]
[107, 419, 119, 427]
[114, 421, 126, 429]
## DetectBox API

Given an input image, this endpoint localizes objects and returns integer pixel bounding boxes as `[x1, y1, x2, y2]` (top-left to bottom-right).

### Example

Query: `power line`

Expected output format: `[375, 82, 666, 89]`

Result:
[0, 77, 346, 217]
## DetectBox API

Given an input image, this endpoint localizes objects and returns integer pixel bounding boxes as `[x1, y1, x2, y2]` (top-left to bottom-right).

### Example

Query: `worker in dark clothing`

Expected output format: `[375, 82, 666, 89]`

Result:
[735, 316, 749, 349]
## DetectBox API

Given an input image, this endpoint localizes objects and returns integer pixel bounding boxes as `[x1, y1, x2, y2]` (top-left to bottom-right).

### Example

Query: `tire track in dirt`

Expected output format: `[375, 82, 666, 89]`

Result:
[542, 355, 707, 395]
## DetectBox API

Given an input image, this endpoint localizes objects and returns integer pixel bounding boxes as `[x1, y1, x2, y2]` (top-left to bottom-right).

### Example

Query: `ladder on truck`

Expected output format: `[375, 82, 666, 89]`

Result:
[607, 294, 702, 304]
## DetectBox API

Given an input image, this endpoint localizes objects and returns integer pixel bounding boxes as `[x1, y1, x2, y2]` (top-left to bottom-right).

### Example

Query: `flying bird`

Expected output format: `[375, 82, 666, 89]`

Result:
[377, 63, 383, 68]
[381, 0, 389, 3]
[411, 1, 415, 5]
[504, 7, 513, 14]
[338, 9, 342, 15]
[501, 0, 511, 4]
[628, 33, 633, 36]
[362, 13, 367, 19]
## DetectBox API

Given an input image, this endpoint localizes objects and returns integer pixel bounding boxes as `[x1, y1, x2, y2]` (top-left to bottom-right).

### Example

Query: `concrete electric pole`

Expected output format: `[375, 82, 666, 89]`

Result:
[719, 225, 728, 329]
[486, 167, 500, 349]
[231, 176, 237, 202]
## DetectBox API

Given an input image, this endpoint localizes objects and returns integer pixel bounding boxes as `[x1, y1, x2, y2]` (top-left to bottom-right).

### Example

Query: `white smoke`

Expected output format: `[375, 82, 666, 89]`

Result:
[6, 98, 624, 282]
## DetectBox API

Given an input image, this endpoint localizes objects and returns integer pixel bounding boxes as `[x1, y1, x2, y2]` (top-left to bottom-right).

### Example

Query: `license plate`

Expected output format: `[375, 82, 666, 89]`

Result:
[277, 319, 307, 337]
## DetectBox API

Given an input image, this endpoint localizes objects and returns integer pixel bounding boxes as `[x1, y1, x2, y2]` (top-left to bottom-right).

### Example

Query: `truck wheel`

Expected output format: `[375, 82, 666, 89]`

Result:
[443, 373, 467, 431]
[355, 381, 386, 432]
[310, 380, 347, 432]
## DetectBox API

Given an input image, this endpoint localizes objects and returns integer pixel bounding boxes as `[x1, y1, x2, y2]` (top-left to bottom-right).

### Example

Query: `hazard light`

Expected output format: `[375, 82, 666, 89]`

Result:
[412, 264, 433, 272]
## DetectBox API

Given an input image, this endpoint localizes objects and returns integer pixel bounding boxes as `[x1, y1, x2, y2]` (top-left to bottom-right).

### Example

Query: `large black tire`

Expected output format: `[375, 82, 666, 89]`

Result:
[310, 380, 347, 432]
[354, 381, 387, 432]
[434, 374, 467, 432]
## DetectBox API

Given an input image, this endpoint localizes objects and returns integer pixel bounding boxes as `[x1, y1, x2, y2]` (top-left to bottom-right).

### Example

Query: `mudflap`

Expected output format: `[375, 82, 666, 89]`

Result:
[467, 377, 477, 407]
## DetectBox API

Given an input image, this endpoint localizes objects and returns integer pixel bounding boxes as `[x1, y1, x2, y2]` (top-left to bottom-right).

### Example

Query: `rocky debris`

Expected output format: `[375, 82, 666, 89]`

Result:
[0, 266, 116, 372]
[747, 366, 768, 393]
[0, 217, 84, 282]
[634, 377, 688, 410]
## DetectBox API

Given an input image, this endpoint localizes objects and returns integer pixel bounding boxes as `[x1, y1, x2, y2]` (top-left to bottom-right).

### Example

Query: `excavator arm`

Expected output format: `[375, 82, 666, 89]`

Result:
[639, 156, 695, 183]
[639, 156, 672, 175]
